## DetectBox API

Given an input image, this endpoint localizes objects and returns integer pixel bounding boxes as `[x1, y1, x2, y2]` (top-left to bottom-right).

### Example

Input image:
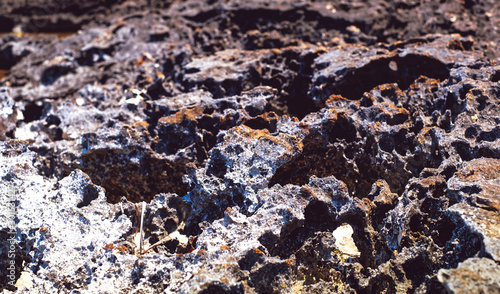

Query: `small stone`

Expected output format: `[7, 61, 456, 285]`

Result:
[332, 224, 360, 258]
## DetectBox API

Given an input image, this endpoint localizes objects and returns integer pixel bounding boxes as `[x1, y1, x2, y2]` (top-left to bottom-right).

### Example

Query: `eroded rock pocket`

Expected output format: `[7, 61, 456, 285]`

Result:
[79, 148, 188, 204]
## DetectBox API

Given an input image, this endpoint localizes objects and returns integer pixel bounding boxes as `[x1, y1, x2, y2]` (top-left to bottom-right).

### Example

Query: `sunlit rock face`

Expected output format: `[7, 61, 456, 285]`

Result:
[1, 0, 500, 293]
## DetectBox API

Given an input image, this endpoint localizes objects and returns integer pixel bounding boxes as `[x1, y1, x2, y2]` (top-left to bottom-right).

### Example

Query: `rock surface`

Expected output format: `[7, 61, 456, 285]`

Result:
[438, 258, 500, 294]
[0, 0, 499, 293]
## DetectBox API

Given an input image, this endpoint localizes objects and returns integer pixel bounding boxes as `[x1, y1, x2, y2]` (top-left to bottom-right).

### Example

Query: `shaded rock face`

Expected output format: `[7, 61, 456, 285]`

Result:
[0, 0, 500, 293]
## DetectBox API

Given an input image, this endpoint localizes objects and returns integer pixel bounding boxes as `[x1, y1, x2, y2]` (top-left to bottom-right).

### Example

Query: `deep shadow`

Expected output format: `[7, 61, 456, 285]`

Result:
[79, 148, 189, 203]
[335, 54, 450, 100]
[269, 132, 412, 198]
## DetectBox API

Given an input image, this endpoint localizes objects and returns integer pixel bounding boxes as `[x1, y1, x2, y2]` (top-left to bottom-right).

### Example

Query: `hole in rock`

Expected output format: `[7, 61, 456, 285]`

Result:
[0, 17, 14, 32]
[76, 47, 115, 66]
[464, 126, 478, 139]
[258, 231, 279, 254]
[379, 133, 395, 152]
[269, 133, 412, 199]
[244, 116, 277, 133]
[452, 141, 473, 161]
[408, 214, 423, 232]
[230, 9, 304, 35]
[238, 249, 266, 271]
[402, 255, 434, 290]
[476, 95, 489, 112]
[491, 71, 500, 83]
[304, 200, 335, 231]
[260, 50, 320, 120]
[21, 18, 80, 34]
[230, 7, 361, 41]
[269, 227, 313, 259]
[76, 183, 100, 208]
[78, 149, 188, 203]
[40, 65, 74, 85]
[199, 282, 244, 294]
[441, 223, 482, 269]
[476, 147, 500, 159]
[335, 54, 450, 100]
[205, 148, 227, 178]
[330, 114, 356, 142]
[477, 127, 499, 142]
[23, 101, 44, 123]
[265, 203, 337, 259]
[280, 51, 321, 119]
[434, 217, 456, 247]
[283, 75, 320, 119]
[249, 263, 290, 293]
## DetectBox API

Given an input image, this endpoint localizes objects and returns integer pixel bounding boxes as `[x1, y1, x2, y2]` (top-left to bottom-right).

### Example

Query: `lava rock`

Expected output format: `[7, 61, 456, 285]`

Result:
[438, 257, 500, 294]
[1, 0, 500, 293]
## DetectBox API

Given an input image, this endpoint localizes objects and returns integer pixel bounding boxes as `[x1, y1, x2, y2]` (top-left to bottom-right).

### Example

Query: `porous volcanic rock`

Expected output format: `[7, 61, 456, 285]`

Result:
[1, 0, 500, 293]
[438, 257, 500, 293]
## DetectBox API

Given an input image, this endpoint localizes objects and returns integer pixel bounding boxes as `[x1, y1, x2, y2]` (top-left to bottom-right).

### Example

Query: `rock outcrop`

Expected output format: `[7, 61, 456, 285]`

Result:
[1, 0, 499, 293]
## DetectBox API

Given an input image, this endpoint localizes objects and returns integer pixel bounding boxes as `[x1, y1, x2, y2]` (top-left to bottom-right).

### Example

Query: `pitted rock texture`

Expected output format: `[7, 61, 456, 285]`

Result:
[1, 0, 500, 293]
[438, 258, 500, 293]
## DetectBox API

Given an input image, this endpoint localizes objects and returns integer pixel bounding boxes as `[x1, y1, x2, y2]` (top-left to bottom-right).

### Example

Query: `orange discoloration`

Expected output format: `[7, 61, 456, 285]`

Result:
[328, 94, 346, 101]
[0, 69, 9, 80]
[114, 245, 129, 254]
[239, 125, 271, 139]
[420, 178, 436, 187]
[410, 77, 440, 89]
[136, 57, 146, 67]
[488, 202, 500, 212]
[159, 106, 204, 124]
[418, 176, 444, 188]
[221, 245, 231, 252]
[396, 107, 409, 116]
[457, 163, 500, 181]
[133, 121, 149, 129]
[254, 247, 264, 255]
[261, 133, 286, 146]
[136, 52, 153, 67]
[394, 41, 404, 47]
[314, 46, 327, 54]
[325, 95, 350, 108]
[229, 125, 304, 162]
[417, 127, 439, 145]
[379, 84, 389, 91]
[103, 243, 114, 250]
[156, 71, 165, 79]
[357, 198, 375, 214]
[323, 108, 339, 121]
[272, 48, 281, 54]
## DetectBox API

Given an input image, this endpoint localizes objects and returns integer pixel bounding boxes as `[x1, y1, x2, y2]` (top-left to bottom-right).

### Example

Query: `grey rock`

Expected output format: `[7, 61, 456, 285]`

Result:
[1, 0, 500, 293]
[438, 257, 500, 294]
